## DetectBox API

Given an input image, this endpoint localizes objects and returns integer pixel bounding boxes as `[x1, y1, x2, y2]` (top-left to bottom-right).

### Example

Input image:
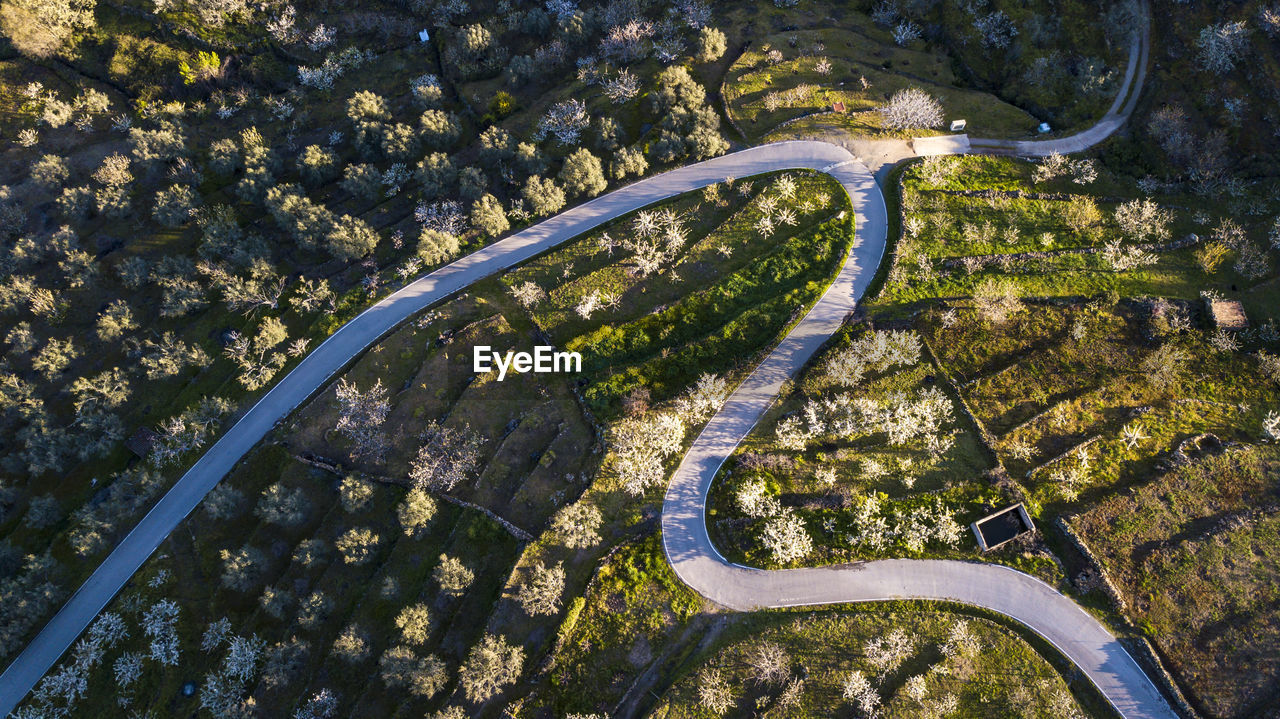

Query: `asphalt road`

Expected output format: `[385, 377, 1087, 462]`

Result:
[658, 158, 1178, 719]
[0, 141, 861, 714]
[0, 12, 1175, 711]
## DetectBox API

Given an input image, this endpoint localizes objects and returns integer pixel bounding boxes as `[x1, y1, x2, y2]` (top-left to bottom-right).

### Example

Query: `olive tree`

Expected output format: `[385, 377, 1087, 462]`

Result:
[153, 184, 200, 226]
[415, 153, 456, 198]
[338, 475, 374, 513]
[297, 145, 338, 186]
[551, 502, 603, 549]
[219, 544, 266, 592]
[417, 228, 462, 265]
[254, 483, 310, 527]
[380, 645, 448, 697]
[335, 527, 380, 565]
[395, 603, 432, 646]
[397, 488, 437, 537]
[0, 0, 96, 57]
[697, 26, 727, 62]
[610, 146, 648, 180]
[559, 148, 607, 198]
[515, 561, 564, 616]
[459, 634, 524, 703]
[433, 554, 474, 597]
[332, 624, 370, 663]
[470, 193, 509, 237]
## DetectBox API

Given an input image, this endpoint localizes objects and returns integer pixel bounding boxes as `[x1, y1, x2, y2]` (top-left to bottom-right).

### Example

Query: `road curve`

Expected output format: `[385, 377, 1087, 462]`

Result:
[1, 17, 1169, 709]
[967, 0, 1150, 157]
[663, 12, 1176, 718]
[658, 159, 1178, 717]
[0, 141, 867, 715]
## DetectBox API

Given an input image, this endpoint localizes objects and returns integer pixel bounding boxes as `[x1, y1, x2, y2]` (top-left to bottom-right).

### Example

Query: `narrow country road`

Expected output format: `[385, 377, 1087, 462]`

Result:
[0, 141, 861, 715]
[662, 8, 1176, 719]
[0, 7, 1177, 716]
[659, 152, 1177, 719]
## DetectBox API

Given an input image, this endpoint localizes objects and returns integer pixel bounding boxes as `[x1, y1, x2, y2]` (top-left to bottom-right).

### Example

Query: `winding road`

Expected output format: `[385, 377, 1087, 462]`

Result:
[0, 6, 1177, 717]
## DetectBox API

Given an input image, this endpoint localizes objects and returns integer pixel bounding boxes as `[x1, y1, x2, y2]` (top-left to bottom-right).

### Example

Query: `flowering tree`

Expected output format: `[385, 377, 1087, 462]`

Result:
[509, 280, 546, 307]
[536, 99, 590, 145]
[866, 628, 913, 674]
[1196, 21, 1250, 74]
[824, 329, 921, 386]
[334, 378, 390, 461]
[622, 208, 688, 276]
[972, 277, 1023, 324]
[842, 669, 880, 716]
[293, 689, 338, 719]
[409, 421, 482, 491]
[1113, 198, 1172, 242]
[697, 667, 734, 714]
[760, 509, 812, 564]
[612, 412, 686, 494]
[1100, 239, 1158, 271]
[673, 373, 729, 422]
[747, 642, 790, 685]
[142, 599, 180, 666]
[881, 88, 943, 130]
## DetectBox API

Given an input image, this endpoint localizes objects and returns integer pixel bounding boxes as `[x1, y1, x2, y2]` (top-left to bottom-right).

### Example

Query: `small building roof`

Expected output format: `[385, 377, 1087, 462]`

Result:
[1207, 298, 1248, 331]
[971, 503, 1035, 552]
[831, 101, 846, 113]
[125, 427, 158, 458]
